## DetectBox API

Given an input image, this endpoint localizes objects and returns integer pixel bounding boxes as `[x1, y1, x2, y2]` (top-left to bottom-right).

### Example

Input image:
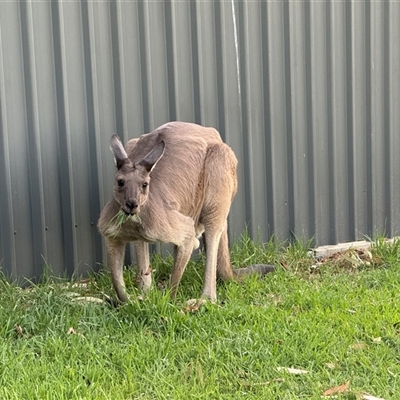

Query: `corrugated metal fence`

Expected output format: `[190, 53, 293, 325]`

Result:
[0, 0, 399, 280]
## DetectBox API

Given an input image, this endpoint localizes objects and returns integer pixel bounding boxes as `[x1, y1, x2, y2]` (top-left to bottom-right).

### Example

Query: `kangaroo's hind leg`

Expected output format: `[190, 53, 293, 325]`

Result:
[201, 222, 226, 301]
[200, 143, 238, 301]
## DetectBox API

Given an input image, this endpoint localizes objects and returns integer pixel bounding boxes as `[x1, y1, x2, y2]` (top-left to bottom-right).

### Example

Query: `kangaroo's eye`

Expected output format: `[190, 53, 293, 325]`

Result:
[117, 179, 125, 187]
[142, 182, 148, 189]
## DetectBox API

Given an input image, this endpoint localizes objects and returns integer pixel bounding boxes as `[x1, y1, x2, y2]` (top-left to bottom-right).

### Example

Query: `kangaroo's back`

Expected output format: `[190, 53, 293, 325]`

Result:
[126, 122, 226, 220]
[125, 121, 222, 155]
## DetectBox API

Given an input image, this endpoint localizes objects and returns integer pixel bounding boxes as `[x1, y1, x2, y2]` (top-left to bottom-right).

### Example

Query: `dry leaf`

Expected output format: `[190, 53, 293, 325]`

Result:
[361, 394, 385, 400]
[322, 380, 350, 396]
[71, 279, 89, 289]
[196, 362, 204, 385]
[14, 324, 31, 338]
[324, 362, 336, 369]
[266, 293, 282, 306]
[277, 367, 308, 375]
[280, 261, 289, 270]
[243, 378, 285, 387]
[372, 337, 382, 344]
[246, 381, 271, 386]
[365, 250, 373, 260]
[184, 298, 207, 312]
[71, 296, 105, 304]
[67, 327, 77, 335]
[67, 326, 85, 338]
[156, 280, 167, 290]
[343, 253, 362, 266]
[15, 324, 24, 337]
[350, 342, 368, 350]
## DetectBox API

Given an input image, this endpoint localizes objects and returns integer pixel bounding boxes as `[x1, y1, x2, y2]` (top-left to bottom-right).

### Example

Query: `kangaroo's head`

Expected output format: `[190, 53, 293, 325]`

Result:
[109, 134, 165, 215]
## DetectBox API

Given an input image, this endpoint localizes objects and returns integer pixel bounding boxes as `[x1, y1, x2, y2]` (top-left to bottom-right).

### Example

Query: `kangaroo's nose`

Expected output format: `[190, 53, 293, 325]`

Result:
[125, 201, 138, 213]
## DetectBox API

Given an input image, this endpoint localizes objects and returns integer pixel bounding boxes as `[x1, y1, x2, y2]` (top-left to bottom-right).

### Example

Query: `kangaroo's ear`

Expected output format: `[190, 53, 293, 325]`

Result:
[110, 134, 129, 169]
[137, 140, 165, 173]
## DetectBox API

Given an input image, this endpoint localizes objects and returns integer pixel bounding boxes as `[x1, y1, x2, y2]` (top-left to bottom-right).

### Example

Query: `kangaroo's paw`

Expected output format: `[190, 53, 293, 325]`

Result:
[136, 267, 152, 292]
[185, 298, 209, 311]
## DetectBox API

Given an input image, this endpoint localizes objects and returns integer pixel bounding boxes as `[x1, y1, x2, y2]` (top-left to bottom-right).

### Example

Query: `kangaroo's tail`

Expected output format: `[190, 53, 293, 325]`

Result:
[233, 263, 276, 277]
[214, 225, 276, 280]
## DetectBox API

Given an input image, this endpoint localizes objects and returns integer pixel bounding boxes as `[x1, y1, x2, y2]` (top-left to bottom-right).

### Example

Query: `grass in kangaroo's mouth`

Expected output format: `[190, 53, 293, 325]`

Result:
[113, 209, 129, 228]
[108, 209, 142, 236]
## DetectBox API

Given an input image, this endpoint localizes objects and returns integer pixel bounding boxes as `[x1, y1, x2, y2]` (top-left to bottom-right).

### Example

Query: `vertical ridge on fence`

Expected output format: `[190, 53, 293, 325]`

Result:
[388, 3, 400, 232]
[0, 6, 17, 278]
[51, 0, 77, 276]
[20, 1, 48, 278]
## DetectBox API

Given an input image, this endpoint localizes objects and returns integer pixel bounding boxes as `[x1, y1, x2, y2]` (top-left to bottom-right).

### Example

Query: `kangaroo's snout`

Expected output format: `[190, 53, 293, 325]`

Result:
[125, 200, 138, 214]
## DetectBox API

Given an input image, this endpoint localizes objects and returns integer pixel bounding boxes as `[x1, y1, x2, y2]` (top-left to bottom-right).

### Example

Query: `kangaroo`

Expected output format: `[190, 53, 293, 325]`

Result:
[98, 122, 275, 302]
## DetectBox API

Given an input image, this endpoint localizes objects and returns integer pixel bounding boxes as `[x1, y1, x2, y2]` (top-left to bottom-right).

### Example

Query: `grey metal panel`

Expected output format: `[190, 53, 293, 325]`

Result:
[0, 4, 15, 278]
[287, 1, 314, 241]
[1, 1, 36, 279]
[0, 0, 399, 280]
[388, 2, 400, 234]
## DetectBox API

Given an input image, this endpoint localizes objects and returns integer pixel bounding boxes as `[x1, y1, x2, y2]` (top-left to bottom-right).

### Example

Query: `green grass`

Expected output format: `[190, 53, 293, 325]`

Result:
[1, 235, 400, 399]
